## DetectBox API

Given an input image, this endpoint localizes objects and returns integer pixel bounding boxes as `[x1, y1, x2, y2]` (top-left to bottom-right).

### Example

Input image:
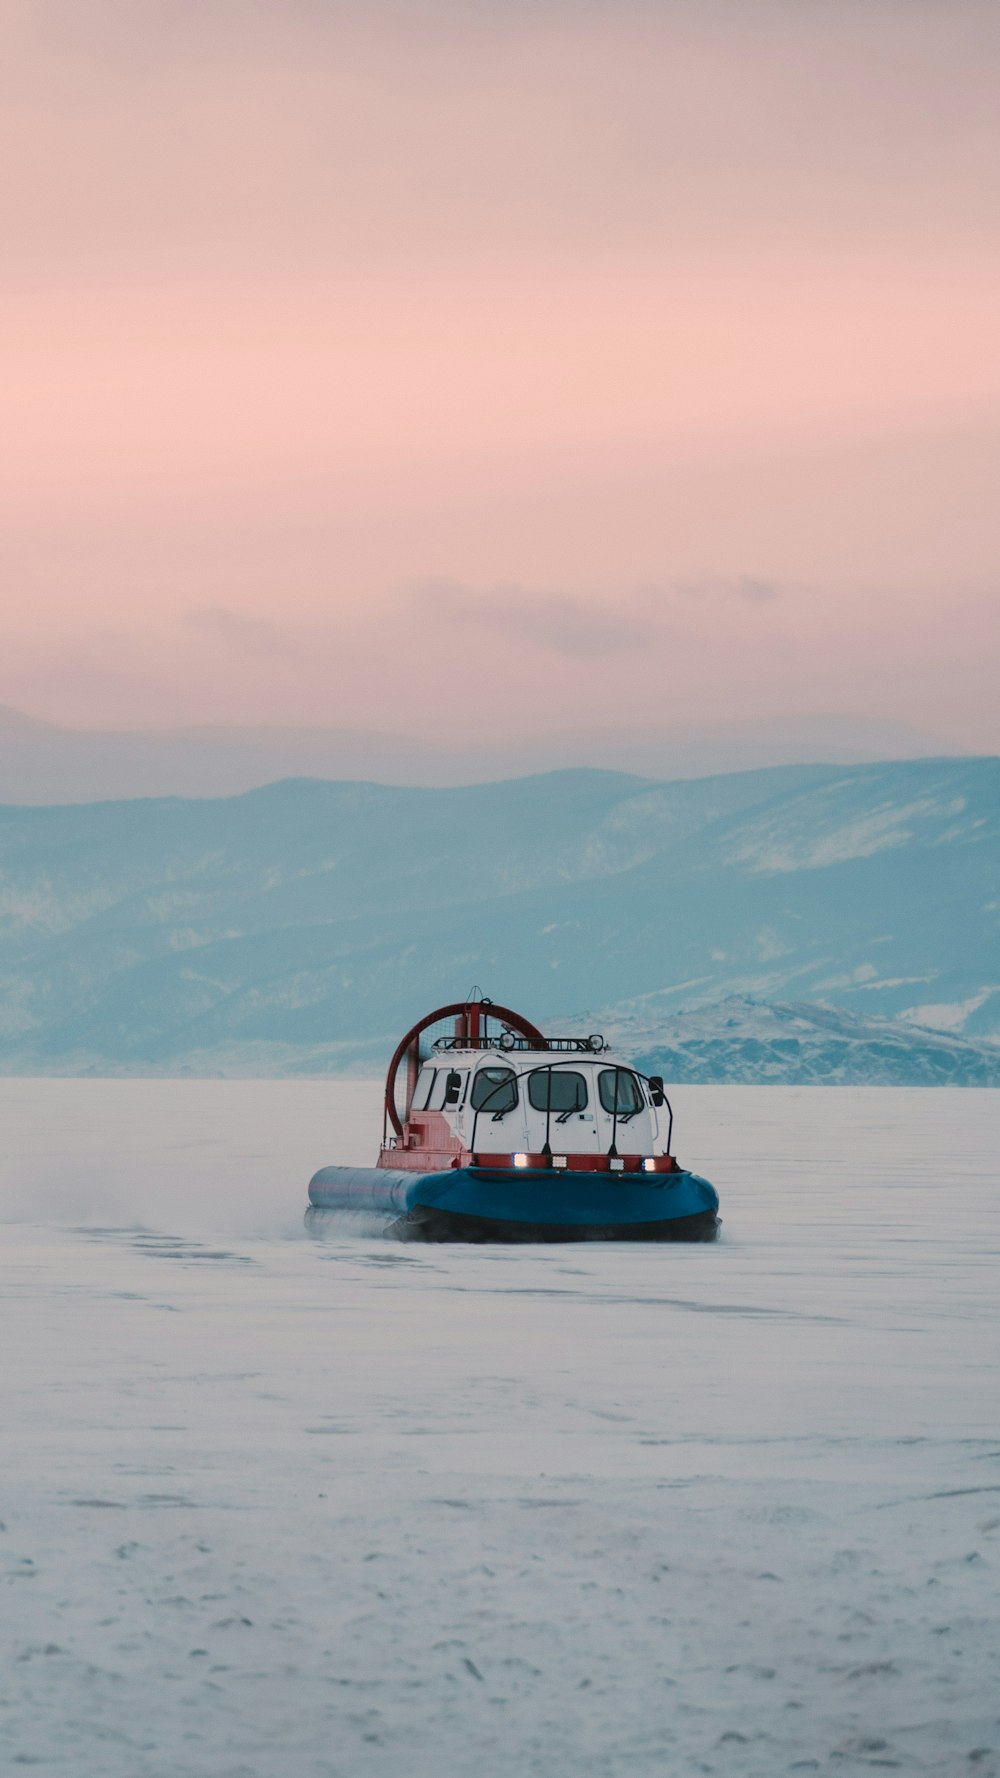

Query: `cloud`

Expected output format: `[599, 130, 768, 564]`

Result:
[401, 574, 792, 661]
[408, 579, 659, 658]
[736, 577, 782, 604]
[674, 576, 784, 605]
[184, 606, 303, 658]
[9, 0, 1000, 281]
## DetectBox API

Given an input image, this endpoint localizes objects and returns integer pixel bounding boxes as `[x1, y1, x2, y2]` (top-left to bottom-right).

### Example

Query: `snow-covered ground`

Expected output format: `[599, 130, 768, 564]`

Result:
[2, 1080, 999, 1778]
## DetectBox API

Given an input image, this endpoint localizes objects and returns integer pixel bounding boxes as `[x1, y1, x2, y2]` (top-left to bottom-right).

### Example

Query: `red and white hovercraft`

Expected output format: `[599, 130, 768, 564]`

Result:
[307, 996, 720, 1242]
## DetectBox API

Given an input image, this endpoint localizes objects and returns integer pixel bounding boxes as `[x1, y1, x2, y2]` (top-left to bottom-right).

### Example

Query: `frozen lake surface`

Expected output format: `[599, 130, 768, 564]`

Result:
[2, 1081, 999, 1778]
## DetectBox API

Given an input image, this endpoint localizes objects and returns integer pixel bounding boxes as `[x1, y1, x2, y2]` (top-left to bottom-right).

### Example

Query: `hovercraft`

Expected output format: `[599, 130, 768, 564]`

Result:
[307, 996, 720, 1243]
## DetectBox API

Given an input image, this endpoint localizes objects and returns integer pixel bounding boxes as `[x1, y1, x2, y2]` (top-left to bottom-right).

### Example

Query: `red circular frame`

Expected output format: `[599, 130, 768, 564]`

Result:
[383, 1001, 546, 1136]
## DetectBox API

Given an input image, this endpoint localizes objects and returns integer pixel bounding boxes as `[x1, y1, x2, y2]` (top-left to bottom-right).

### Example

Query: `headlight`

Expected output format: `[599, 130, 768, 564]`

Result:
[513, 1152, 529, 1169]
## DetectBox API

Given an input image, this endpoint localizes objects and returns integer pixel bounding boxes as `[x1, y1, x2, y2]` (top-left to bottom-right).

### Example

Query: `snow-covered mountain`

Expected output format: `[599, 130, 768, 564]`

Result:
[0, 756, 997, 1077]
[598, 995, 1000, 1087]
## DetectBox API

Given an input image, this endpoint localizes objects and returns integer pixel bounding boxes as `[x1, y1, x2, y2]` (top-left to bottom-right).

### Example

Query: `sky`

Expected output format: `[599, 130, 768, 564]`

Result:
[2, 0, 999, 747]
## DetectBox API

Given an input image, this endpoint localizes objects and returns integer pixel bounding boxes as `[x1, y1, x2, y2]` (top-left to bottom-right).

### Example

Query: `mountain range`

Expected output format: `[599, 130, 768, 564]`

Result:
[606, 995, 1000, 1087]
[0, 755, 997, 1079]
[0, 702, 959, 801]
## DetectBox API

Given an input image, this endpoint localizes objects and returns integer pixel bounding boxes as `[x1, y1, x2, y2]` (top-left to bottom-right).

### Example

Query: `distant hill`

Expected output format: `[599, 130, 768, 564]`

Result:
[0, 757, 997, 1078]
[602, 995, 1000, 1087]
[0, 702, 56, 731]
[0, 705, 958, 801]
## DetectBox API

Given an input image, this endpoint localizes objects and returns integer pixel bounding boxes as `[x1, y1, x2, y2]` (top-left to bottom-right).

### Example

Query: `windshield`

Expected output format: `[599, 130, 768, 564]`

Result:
[470, 1066, 518, 1115]
[527, 1070, 588, 1118]
[598, 1069, 644, 1119]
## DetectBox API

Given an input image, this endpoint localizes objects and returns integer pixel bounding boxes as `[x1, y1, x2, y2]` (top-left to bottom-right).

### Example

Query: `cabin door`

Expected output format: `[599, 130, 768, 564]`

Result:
[592, 1066, 647, 1155]
[523, 1065, 600, 1154]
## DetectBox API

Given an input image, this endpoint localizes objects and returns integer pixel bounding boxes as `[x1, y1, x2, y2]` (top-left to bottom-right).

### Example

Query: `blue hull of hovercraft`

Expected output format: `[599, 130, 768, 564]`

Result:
[307, 1164, 720, 1242]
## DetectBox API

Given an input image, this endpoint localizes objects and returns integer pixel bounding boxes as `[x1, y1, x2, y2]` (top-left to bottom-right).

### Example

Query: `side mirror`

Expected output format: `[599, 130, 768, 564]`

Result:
[444, 1070, 462, 1106]
[648, 1075, 665, 1107]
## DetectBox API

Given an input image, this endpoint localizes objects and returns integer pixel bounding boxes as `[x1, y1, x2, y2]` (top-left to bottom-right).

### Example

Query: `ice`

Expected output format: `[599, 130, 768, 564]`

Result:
[2, 1081, 999, 1777]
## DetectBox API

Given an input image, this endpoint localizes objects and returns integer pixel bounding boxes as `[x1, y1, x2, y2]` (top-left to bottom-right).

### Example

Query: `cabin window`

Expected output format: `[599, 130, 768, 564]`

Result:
[415, 1068, 437, 1111]
[427, 1069, 462, 1110]
[470, 1066, 518, 1115]
[598, 1069, 644, 1117]
[527, 1070, 588, 1114]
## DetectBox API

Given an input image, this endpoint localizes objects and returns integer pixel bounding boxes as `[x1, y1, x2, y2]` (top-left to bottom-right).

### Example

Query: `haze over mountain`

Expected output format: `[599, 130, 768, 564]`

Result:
[1, 756, 996, 1080]
[0, 704, 958, 803]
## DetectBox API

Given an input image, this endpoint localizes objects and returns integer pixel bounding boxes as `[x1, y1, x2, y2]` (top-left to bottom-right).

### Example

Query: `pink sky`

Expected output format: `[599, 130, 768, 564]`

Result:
[2, 0, 998, 746]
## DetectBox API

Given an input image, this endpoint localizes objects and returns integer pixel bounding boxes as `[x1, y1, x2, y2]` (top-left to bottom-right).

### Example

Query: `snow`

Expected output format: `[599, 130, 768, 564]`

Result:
[724, 791, 976, 875]
[2, 1079, 1000, 1778]
[900, 990, 1000, 1033]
